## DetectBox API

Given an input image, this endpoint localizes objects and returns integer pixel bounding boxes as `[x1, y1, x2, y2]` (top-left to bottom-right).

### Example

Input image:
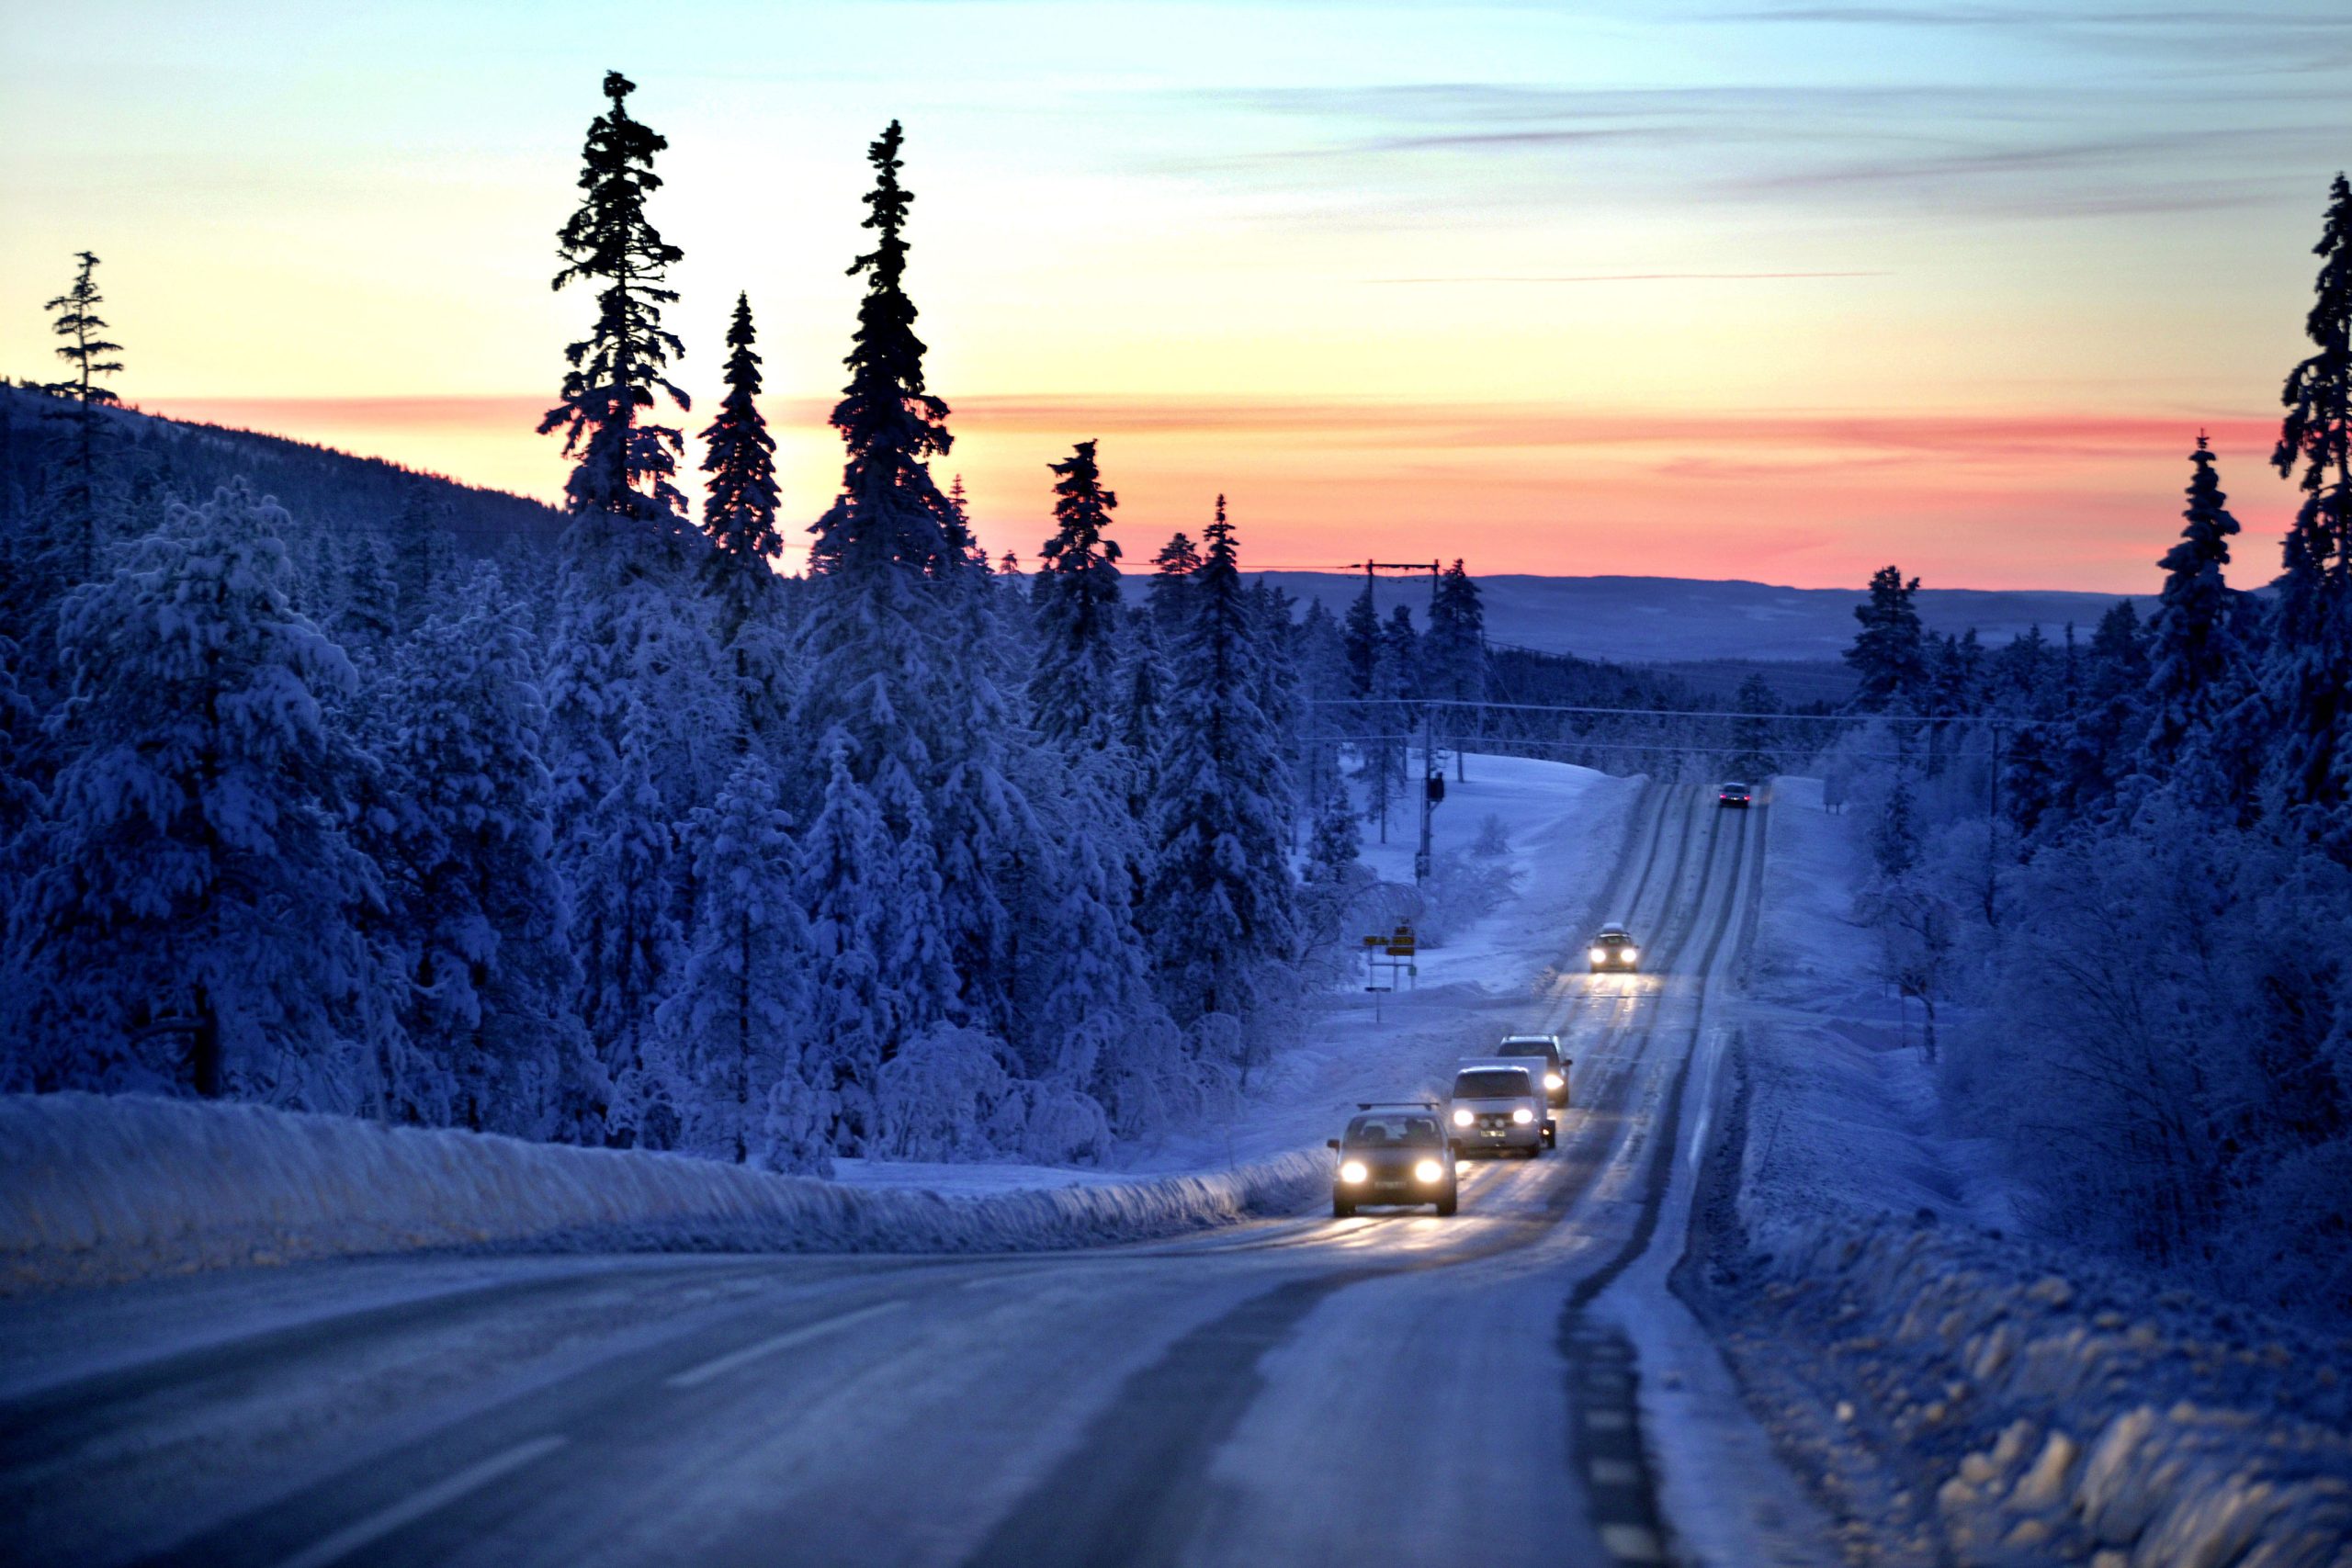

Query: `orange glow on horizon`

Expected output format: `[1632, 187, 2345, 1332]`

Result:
[138, 394, 2296, 593]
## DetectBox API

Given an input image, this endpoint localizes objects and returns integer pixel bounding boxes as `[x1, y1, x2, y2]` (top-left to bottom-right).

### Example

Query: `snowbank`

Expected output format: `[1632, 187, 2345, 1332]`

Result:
[1688, 778, 2352, 1566]
[0, 1093, 1326, 1295]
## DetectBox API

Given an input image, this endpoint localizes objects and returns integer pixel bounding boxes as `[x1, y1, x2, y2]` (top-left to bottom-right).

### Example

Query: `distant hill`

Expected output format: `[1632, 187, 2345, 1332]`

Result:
[1247, 571, 2152, 665]
[1, 388, 565, 559]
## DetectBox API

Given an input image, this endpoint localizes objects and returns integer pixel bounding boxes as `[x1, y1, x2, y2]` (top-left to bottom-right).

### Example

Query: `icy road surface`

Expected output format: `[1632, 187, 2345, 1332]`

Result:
[0, 786, 1829, 1568]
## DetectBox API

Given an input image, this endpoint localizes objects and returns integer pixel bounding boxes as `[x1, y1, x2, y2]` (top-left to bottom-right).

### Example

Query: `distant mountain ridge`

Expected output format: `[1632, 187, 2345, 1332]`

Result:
[1246, 571, 2153, 665]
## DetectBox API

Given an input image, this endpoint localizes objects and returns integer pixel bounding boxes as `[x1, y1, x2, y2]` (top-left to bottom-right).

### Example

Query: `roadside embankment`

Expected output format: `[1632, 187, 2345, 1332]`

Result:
[0, 1092, 1325, 1295]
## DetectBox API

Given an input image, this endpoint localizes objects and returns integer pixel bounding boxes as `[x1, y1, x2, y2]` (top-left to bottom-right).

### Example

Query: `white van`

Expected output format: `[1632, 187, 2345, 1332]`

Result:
[1446, 1060, 1549, 1157]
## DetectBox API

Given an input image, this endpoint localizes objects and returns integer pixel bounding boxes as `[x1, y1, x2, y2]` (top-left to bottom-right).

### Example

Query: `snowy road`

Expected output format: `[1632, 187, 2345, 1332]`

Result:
[0, 785, 1806, 1568]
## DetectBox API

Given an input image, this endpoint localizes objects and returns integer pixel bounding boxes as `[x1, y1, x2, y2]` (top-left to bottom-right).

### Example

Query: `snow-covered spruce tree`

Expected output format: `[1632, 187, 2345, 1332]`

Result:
[381, 570, 584, 1136]
[534, 77, 728, 1103]
[1147, 531, 1201, 637]
[2143, 435, 2245, 780]
[538, 71, 691, 530]
[794, 733, 908, 1157]
[697, 291, 783, 640]
[1422, 558, 1486, 776]
[658, 752, 823, 1168]
[1342, 580, 1380, 699]
[1113, 604, 1171, 827]
[1295, 774, 1372, 978]
[1029, 439, 1125, 750]
[13, 481, 387, 1105]
[567, 694, 684, 1146]
[1363, 601, 1415, 840]
[2264, 172, 2352, 853]
[41, 250, 124, 584]
[794, 122, 1050, 1146]
[1145, 495, 1299, 1074]
[2047, 599, 2148, 828]
[1845, 565, 1927, 710]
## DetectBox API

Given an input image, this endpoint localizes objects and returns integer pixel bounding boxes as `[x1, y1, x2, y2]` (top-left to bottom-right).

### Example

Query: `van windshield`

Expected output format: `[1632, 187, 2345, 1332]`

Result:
[1453, 1069, 1532, 1100]
[1345, 1113, 1442, 1147]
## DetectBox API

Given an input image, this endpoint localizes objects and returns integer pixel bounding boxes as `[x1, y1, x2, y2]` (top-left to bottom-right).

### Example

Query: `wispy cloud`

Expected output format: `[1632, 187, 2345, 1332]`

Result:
[1365, 271, 1890, 283]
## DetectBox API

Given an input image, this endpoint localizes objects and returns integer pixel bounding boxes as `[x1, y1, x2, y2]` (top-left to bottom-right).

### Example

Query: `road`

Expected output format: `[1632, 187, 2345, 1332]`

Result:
[0, 784, 1804, 1568]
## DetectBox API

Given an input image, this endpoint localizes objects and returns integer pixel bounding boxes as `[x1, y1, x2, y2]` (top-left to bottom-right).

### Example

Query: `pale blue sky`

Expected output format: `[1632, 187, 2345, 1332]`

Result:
[4, 1, 2346, 585]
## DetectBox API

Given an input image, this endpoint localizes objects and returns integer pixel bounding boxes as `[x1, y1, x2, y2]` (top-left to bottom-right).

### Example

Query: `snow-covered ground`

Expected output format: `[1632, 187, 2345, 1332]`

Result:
[1688, 777, 2352, 1566]
[1, 754, 1635, 1294]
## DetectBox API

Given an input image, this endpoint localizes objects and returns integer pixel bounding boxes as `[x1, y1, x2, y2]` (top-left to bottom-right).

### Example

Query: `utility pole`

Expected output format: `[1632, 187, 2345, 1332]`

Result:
[1415, 701, 1439, 885]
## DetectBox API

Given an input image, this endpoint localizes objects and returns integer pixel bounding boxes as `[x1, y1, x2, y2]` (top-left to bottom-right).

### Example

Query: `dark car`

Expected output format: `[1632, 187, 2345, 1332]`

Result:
[1496, 1032, 1572, 1111]
[1718, 781, 1753, 808]
[1589, 923, 1640, 973]
[1329, 1103, 1458, 1217]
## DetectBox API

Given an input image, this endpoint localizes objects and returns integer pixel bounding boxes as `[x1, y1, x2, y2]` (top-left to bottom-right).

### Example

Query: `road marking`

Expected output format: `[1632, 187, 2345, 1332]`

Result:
[666, 1300, 907, 1389]
[271, 1435, 567, 1568]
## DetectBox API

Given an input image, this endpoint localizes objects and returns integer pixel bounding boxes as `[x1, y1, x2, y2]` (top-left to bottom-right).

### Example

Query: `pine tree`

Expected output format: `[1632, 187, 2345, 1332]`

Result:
[2144, 435, 2245, 773]
[538, 71, 691, 529]
[42, 251, 125, 582]
[1029, 439, 1125, 750]
[14, 481, 385, 1105]
[2265, 172, 2352, 850]
[1846, 565, 1927, 710]
[697, 292, 783, 637]
[659, 752, 818, 1168]
[1145, 496, 1298, 1067]
[44, 252, 123, 408]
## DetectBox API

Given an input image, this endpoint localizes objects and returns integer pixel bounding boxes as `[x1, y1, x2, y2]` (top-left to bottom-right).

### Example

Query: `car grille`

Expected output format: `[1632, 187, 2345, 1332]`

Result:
[1476, 1113, 1511, 1131]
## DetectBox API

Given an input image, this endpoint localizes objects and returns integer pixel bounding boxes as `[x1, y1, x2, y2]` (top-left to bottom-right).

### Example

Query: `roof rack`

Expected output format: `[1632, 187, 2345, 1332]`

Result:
[1355, 1100, 1441, 1111]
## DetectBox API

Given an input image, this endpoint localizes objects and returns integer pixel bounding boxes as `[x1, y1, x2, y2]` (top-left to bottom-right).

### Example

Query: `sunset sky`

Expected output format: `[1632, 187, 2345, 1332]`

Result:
[5, 1, 2348, 589]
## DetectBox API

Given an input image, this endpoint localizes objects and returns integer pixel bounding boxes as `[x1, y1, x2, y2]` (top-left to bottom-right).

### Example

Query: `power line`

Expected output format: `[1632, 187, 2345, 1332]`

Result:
[1306, 696, 2005, 726]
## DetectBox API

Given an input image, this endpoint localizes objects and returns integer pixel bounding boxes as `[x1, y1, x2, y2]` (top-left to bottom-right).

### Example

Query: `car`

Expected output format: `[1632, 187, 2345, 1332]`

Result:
[1496, 1032, 1572, 1111]
[1447, 1062, 1547, 1157]
[1329, 1103, 1458, 1216]
[1718, 781, 1753, 808]
[1589, 923, 1640, 973]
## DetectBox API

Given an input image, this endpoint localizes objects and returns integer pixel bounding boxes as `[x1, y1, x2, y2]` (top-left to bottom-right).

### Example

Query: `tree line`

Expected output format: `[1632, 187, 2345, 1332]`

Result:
[1829, 173, 2352, 1319]
[0, 75, 1390, 1170]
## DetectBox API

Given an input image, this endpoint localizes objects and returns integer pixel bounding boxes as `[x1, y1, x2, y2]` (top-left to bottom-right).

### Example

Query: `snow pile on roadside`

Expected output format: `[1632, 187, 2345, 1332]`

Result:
[0, 1092, 1325, 1294]
[1690, 778, 2352, 1566]
[1729, 1220, 2352, 1566]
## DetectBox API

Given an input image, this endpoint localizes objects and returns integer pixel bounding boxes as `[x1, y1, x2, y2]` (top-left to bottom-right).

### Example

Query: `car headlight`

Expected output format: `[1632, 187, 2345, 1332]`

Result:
[1340, 1161, 1367, 1184]
[1545, 1072, 1564, 1089]
[1452, 1108, 1473, 1127]
[1512, 1107, 1533, 1125]
[1589, 947, 1606, 964]
[1414, 1159, 1443, 1183]
[1623, 947, 1638, 963]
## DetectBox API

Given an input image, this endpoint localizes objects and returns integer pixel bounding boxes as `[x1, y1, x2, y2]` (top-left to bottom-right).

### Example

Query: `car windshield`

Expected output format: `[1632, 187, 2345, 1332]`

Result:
[1597, 931, 1627, 944]
[1453, 1069, 1532, 1100]
[1345, 1113, 1442, 1147]
[1498, 1042, 1554, 1060]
